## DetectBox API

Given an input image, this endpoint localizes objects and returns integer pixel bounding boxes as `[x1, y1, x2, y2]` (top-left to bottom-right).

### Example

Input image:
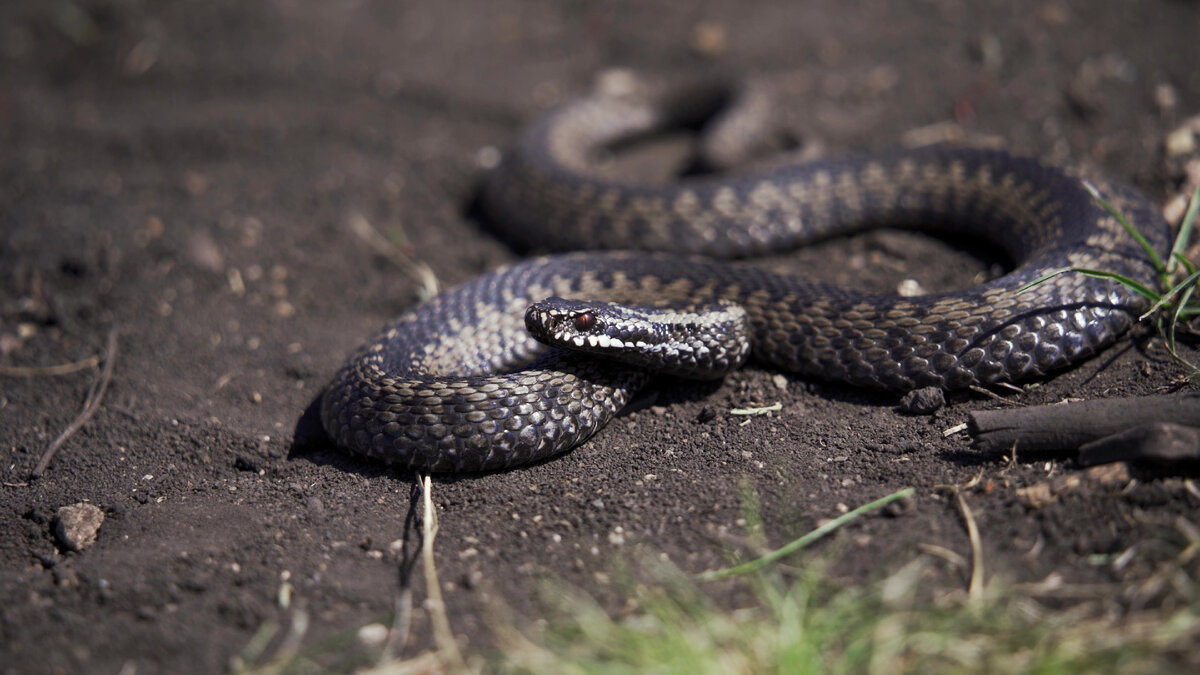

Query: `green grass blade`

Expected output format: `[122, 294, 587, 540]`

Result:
[1071, 270, 1160, 303]
[1083, 180, 1167, 276]
[1019, 267, 1161, 304]
[1171, 186, 1200, 276]
[1017, 267, 1160, 303]
[1165, 285, 1199, 378]
[1168, 285, 1192, 354]
[1015, 267, 1073, 293]
[1176, 252, 1197, 276]
[696, 488, 914, 581]
[1167, 267, 1200, 302]
[1139, 267, 1200, 320]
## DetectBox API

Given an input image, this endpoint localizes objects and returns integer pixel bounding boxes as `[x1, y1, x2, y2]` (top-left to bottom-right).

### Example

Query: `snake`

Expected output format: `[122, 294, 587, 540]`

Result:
[320, 75, 1171, 473]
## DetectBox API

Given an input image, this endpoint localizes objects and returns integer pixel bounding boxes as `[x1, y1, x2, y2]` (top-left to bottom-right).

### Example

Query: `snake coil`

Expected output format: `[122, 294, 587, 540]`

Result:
[321, 76, 1170, 472]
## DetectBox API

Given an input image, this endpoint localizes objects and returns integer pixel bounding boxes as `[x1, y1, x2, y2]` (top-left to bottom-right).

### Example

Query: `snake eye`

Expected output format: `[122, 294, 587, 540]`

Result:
[573, 312, 596, 332]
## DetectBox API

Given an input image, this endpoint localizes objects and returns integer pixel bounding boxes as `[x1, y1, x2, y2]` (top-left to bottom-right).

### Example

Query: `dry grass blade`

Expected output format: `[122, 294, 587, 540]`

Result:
[956, 491, 985, 604]
[380, 577, 413, 665]
[31, 326, 119, 478]
[348, 212, 440, 299]
[418, 474, 467, 672]
[0, 354, 101, 377]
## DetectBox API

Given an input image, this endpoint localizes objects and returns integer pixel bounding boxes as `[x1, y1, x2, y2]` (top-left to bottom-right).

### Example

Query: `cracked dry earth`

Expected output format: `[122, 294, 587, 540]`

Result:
[2, 0, 1200, 672]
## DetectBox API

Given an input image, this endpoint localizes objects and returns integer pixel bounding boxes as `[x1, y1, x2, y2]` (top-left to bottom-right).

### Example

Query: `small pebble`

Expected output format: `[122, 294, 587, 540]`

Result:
[1165, 125, 1196, 158]
[357, 623, 389, 647]
[897, 279, 925, 297]
[55, 503, 104, 552]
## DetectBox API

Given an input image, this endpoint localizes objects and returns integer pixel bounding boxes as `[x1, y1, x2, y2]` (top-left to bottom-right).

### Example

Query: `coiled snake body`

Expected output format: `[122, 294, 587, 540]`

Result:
[321, 78, 1170, 472]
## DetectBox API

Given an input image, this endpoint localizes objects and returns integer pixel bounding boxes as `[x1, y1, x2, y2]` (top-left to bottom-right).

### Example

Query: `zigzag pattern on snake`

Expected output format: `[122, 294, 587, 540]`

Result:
[320, 78, 1170, 472]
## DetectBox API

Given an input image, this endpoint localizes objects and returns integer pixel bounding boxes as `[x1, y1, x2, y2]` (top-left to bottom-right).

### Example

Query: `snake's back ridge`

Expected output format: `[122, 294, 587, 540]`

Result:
[321, 78, 1171, 472]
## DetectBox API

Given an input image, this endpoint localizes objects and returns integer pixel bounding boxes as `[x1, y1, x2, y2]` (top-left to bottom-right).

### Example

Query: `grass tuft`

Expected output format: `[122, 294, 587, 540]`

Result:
[493, 492, 1200, 675]
[232, 488, 1200, 675]
[1018, 185, 1200, 379]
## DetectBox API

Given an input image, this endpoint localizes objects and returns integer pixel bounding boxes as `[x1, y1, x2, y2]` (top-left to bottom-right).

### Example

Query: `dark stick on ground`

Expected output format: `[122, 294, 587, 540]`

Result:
[1078, 422, 1200, 466]
[31, 327, 120, 479]
[968, 392, 1200, 454]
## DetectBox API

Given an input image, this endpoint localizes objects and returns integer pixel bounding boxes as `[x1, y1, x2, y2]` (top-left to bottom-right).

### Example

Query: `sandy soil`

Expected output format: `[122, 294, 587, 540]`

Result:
[2, 1, 1199, 672]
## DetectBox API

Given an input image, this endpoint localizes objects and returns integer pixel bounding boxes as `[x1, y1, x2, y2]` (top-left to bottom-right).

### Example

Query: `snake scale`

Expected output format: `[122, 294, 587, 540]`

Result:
[321, 76, 1171, 472]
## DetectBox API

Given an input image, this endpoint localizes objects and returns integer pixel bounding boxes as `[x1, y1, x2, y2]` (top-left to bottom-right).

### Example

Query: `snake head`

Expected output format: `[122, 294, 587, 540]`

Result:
[525, 297, 647, 355]
[525, 296, 751, 379]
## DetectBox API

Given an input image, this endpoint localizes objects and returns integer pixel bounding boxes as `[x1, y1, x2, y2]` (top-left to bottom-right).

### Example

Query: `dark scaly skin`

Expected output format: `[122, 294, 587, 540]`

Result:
[321, 83, 1171, 472]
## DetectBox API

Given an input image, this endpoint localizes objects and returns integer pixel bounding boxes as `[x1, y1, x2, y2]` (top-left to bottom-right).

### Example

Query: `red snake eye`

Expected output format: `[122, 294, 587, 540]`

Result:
[573, 312, 595, 331]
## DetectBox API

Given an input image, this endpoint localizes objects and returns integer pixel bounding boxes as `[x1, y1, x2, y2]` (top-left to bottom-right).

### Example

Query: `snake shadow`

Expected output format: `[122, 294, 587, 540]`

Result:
[289, 395, 396, 479]
[292, 369, 792, 480]
[290, 395, 510, 482]
[289, 382, 726, 480]
[290, 399, 428, 589]
[288, 374, 983, 478]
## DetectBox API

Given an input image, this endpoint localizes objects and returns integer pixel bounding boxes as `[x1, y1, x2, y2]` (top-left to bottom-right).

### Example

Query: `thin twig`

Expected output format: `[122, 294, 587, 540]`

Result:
[272, 610, 310, 670]
[419, 474, 467, 672]
[381, 482, 424, 665]
[31, 327, 118, 479]
[0, 354, 101, 377]
[968, 384, 1021, 404]
[955, 491, 985, 604]
[380, 584, 413, 664]
[348, 212, 441, 299]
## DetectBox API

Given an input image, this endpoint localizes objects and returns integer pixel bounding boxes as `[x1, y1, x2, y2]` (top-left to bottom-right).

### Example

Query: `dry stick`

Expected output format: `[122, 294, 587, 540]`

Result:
[383, 484, 427, 664]
[967, 384, 1021, 404]
[1077, 422, 1200, 466]
[348, 213, 441, 298]
[0, 354, 101, 377]
[270, 610, 310, 670]
[382, 575, 414, 665]
[418, 474, 467, 672]
[31, 327, 118, 478]
[969, 393, 1200, 453]
[955, 491, 985, 604]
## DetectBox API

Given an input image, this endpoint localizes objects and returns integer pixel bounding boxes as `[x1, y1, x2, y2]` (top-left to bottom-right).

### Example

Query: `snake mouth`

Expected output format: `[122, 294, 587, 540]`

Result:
[522, 294, 752, 381]
[525, 298, 652, 355]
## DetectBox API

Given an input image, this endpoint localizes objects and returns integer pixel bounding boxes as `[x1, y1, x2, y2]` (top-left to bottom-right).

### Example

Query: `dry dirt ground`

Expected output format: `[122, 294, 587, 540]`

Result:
[3, 1, 1200, 672]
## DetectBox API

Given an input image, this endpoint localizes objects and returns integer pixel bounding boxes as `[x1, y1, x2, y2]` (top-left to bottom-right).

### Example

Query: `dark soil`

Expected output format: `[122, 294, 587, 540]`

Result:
[3, 1, 1199, 672]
